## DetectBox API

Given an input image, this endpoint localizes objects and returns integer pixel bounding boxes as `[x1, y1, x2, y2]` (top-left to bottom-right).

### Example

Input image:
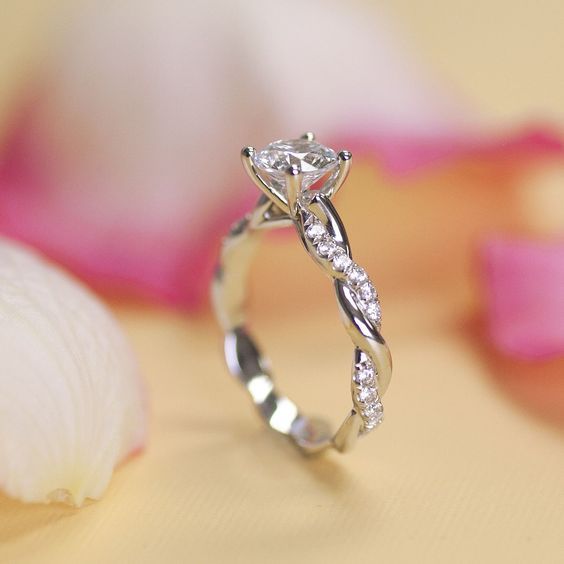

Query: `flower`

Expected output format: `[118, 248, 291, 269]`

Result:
[0, 237, 146, 506]
[0, 0, 561, 308]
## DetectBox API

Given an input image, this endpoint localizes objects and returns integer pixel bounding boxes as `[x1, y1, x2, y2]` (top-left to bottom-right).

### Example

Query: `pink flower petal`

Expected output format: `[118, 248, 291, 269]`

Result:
[482, 237, 564, 359]
[0, 0, 562, 308]
[340, 126, 563, 176]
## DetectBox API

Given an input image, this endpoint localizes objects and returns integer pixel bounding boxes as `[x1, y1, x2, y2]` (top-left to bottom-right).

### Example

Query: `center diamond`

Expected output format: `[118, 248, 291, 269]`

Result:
[252, 138, 339, 192]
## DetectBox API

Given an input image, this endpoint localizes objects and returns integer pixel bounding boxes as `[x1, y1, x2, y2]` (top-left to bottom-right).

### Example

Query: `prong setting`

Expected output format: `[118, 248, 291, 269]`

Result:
[241, 145, 290, 214]
[249, 138, 339, 210]
[284, 163, 302, 218]
[329, 150, 352, 198]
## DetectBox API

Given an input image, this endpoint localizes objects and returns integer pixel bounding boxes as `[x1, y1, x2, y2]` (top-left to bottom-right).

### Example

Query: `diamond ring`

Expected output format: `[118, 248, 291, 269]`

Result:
[212, 133, 392, 454]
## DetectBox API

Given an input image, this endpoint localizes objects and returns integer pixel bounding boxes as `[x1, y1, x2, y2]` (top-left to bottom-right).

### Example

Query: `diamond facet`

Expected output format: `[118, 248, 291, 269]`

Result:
[347, 265, 368, 286]
[306, 222, 326, 241]
[316, 237, 338, 258]
[358, 387, 377, 403]
[332, 251, 353, 273]
[364, 410, 384, 429]
[365, 302, 382, 325]
[363, 401, 383, 417]
[359, 282, 376, 302]
[252, 139, 339, 192]
[354, 364, 375, 385]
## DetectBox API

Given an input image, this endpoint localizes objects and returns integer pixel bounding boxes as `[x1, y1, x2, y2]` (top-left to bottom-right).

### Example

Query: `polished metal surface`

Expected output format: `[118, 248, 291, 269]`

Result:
[212, 134, 392, 454]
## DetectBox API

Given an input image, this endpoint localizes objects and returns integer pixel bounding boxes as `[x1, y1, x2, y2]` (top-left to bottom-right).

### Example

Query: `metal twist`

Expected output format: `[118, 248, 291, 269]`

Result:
[212, 135, 392, 454]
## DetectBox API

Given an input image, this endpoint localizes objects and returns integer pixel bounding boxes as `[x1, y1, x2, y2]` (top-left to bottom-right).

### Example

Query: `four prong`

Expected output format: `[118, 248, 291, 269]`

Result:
[284, 164, 302, 218]
[241, 138, 351, 217]
[330, 150, 352, 198]
[241, 146, 290, 214]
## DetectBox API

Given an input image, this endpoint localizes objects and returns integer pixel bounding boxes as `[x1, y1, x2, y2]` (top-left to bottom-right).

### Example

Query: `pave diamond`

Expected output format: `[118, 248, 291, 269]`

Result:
[358, 387, 377, 403]
[332, 251, 353, 273]
[347, 265, 368, 286]
[364, 410, 384, 429]
[354, 363, 375, 385]
[359, 282, 376, 302]
[252, 138, 338, 192]
[306, 222, 326, 241]
[316, 237, 338, 258]
[351, 356, 384, 433]
[365, 302, 382, 325]
[363, 402, 383, 418]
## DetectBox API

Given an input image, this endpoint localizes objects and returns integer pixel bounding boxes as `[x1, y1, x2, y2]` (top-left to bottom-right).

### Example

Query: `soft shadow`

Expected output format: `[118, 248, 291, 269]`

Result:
[465, 316, 564, 433]
[161, 411, 357, 493]
[155, 418, 380, 550]
[252, 426, 355, 492]
[0, 492, 77, 544]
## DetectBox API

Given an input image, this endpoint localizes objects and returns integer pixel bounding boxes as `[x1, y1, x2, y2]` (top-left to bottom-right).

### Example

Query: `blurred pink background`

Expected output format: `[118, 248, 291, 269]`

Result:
[0, 0, 563, 435]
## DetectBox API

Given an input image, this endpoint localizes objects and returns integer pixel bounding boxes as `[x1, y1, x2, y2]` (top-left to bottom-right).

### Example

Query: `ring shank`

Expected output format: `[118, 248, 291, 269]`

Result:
[212, 196, 361, 454]
[225, 327, 339, 453]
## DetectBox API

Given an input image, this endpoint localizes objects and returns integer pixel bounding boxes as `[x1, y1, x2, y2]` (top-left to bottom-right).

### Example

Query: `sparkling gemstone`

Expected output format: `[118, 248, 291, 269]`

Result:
[347, 265, 368, 286]
[306, 222, 326, 240]
[358, 387, 377, 403]
[354, 364, 375, 385]
[332, 251, 353, 273]
[306, 223, 327, 241]
[316, 238, 338, 258]
[363, 402, 383, 418]
[367, 408, 384, 421]
[359, 282, 376, 302]
[365, 302, 381, 324]
[252, 138, 339, 192]
[364, 412, 384, 430]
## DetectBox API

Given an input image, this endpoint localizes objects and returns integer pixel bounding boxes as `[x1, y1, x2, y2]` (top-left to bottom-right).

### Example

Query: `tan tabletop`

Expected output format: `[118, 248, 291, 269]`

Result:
[1, 297, 563, 563]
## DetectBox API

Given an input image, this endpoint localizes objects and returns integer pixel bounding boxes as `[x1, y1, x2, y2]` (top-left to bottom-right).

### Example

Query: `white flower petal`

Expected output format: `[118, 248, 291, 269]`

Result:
[0, 237, 146, 506]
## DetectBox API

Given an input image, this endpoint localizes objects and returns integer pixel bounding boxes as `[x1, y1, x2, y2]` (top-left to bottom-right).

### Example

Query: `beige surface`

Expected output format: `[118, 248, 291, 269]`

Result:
[1, 1, 564, 563]
[1, 302, 564, 564]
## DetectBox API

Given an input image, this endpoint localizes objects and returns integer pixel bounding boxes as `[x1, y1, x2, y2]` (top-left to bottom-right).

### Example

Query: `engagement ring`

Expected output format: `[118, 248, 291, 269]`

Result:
[212, 133, 392, 454]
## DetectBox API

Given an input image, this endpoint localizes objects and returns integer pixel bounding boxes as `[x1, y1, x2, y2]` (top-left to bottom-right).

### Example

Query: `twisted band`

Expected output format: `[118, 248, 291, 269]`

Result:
[212, 134, 392, 454]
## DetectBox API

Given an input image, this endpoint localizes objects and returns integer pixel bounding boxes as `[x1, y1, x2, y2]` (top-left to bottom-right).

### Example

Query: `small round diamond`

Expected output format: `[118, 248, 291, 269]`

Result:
[316, 238, 338, 258]
[366, 407, 384, 421]
[332, 251, 353, 273]
[364, 411, 384, 430]
[365, 302, 382, 325]
[354, 364, 375, 385]
[363, 401, 383, 418]
[306, 222, 326, 241]
[347, 265, 368, 286]
[359, 282, 376, 302]
[357, 387, 377, 403]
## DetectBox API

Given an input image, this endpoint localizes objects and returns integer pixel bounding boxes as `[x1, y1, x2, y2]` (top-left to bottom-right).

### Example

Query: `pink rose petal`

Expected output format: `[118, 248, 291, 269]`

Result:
[340, 126, 563, 176]
[0, 0, 562, 309]
[482, 237, 564, 359]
